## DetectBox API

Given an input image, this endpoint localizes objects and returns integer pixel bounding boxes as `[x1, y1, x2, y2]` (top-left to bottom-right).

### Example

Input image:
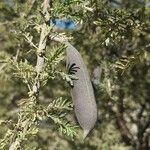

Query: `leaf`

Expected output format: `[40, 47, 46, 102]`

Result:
[47, 97, 73, 111]
[48, 114, 78, 139]
[114, 50, 150, 74]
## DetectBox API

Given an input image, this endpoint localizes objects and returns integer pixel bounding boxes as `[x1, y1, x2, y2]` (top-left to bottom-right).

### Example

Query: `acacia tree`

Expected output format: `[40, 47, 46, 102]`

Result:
[0, 0, 150, 150]
[72, 1, 150, 149]
[0, 0, 82, 149]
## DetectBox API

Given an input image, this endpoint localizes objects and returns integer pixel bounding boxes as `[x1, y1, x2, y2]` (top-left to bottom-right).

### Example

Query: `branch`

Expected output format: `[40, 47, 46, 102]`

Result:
[42, 0, 50, 14]
[116, 113, 136, 146]
[34, 0, 50, 93]
[23, 33, 38, 49]
[115, 90, 136, 146]
[8, 1, 51, 149]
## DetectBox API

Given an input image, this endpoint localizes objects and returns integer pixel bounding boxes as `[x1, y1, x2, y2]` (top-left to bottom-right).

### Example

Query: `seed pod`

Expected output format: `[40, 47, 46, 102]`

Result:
[65, 42, 97, 138]
[91, 66, 102, 90]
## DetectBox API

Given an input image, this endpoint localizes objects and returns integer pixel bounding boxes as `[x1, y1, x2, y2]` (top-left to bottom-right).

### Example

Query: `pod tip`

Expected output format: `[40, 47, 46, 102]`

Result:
[83, 129, 90, 140]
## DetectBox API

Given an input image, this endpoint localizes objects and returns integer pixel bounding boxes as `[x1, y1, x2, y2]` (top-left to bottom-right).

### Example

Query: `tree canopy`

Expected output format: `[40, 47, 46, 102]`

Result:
[0, 0, 149, 150]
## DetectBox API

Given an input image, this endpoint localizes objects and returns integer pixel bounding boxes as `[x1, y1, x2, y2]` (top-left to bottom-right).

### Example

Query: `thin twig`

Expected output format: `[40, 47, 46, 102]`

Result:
[23, 33, 38, 49]
[14, 44, 20, 62]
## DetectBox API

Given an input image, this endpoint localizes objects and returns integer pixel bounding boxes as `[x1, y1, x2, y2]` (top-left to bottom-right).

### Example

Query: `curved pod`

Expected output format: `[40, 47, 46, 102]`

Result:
[65, 42, 97, 138]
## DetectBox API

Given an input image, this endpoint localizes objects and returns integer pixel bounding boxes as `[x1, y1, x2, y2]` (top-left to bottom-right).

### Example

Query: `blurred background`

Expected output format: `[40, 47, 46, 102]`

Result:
[0, 0, 150, 150]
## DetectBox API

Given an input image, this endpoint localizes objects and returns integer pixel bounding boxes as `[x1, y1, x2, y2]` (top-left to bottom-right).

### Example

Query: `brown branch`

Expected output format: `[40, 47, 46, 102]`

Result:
[143, 130, 150, 150]
[137, 118, 150, 149]
[116, 113, 135, 146]
[115, 89, 135, 146]
[137, 104, 145, 119]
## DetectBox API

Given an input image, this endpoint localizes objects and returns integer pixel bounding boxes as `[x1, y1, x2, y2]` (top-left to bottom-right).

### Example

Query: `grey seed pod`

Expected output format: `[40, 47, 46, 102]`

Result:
[91, 66, 102, 89]
[65, 42, 97, 138]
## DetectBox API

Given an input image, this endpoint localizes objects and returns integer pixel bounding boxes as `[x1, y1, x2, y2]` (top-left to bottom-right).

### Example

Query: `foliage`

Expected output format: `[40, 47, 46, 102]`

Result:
[0, 0, 150, 150]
